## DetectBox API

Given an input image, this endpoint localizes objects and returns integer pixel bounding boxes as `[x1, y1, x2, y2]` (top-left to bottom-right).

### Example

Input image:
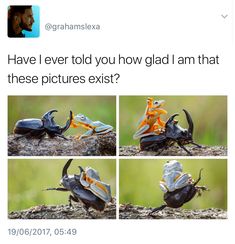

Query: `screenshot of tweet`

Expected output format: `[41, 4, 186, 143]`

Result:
[0, 0, 234, 243]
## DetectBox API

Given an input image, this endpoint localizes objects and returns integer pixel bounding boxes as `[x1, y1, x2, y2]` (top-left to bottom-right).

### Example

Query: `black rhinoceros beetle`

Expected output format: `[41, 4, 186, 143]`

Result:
[140, 109, 201, 155]
[150, 161, 208, 216]
[46, 159, 112, 218]
[14, 109, 72, 143]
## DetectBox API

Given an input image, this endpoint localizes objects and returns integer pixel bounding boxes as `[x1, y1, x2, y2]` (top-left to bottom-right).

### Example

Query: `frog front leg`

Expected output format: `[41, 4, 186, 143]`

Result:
[174, 173, 192, 190]
[79, 129, 94, 139]
[133, 124, 157, 139]
[159, 180, 169, 193]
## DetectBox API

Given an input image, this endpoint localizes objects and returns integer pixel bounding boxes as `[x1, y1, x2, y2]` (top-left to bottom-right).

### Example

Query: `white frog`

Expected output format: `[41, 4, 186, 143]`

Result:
[159, 160, 192, 193]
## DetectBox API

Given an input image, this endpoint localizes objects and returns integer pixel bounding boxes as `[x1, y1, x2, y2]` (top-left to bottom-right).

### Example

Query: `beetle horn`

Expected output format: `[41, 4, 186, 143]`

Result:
[61, 110, 73, 133]
[78, 166, 84, 173]
[62, 159, 73, 177]
[166, 113, 179, 126]
[42, 109, 58, 119]
[183, 109, 194, 135]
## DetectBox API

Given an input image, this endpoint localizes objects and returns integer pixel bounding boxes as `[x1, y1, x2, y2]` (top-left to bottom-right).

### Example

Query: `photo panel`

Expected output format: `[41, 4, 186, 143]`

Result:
[8, 96, 116, 156]
[119, 159, 227, 219]
[8, 158, 116, 219]
[119, 96, 227, 156]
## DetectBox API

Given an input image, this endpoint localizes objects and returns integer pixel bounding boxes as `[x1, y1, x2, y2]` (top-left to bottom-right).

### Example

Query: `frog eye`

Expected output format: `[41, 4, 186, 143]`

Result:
[153, 101, 159, 105]
[79, 115, 86, 121]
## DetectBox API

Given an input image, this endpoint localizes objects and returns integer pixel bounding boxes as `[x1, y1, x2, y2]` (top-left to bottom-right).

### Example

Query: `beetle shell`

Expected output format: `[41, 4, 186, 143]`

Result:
[61, 174, 106, 211]
[140, 134, 173, 151]
[163, 184, 197, 208]
[14, 119, 44, 136]
[13, 110, 72, 140]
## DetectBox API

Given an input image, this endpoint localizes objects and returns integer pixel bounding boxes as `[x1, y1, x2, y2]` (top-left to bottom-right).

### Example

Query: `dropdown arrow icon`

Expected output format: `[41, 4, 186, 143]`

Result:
[221, 14, 228, 19]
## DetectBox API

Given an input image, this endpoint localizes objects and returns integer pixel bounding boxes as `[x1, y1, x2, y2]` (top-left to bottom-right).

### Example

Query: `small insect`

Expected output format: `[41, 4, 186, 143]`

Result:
[150, 160, 208, 215]
[70, 113, 113, 139]
[46, 159, 112, 218]
[140, 109, 201, 155]
[14, 109, 72, 143]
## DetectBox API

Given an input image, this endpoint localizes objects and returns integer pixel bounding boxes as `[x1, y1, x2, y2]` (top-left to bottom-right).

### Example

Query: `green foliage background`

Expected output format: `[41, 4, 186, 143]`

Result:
[120, 96, 227, 146]
[120, 159, 227, 210]
[8, 96, 116, 136]
[8, 159, 116, 212]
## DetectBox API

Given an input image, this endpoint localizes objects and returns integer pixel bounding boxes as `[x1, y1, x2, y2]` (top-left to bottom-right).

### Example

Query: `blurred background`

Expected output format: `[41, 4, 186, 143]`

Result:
[120, 159, 227, 210]
[8, 159, 116, 212]
[120, 96, 227, 146]
[8, 96, 116, 136]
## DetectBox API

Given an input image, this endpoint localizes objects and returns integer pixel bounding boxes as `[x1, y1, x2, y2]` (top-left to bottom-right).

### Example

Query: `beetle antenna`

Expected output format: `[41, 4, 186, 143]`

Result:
[194, 168, 203, 186]
[62, 159, 73, 177]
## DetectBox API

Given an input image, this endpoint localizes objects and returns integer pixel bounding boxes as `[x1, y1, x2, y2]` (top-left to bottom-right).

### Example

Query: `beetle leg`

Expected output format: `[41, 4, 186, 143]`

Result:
[177, 142, 192, 156]
[68, 194, 96, 219]
[83, 206, 95, 219]
[149, 204, 167, 216]
[37, 132, 46, 145]
[14, 134, 27, 140]
[193, 168, 203, 186]
[54, 133, 68, 140]
[145, 145, 166, 156]
[45, 187, 68, 191]
[155, 147, 167, 155]
[14, 131, 35, 140]
[69, 194, 79, 207]
[196, 186, 208, 197]
[191, 141, 202, 148]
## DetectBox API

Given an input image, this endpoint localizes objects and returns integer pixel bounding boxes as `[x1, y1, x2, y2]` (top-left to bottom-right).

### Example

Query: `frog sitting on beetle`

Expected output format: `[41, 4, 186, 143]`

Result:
[46, 159, 112, 218]
[150, 160, 208, 216]
[133, 97, 201, 155]
[70, 113, 113, 140]
[133, 97, 167, 139]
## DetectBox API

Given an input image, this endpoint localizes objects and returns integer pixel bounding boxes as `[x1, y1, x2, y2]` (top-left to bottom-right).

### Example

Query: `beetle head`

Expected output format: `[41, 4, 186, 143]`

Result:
[42, 110, 72, 134]
[165, 110, 194, 144]
[42, 109, 59, 131]
[42, 109, 57, 124]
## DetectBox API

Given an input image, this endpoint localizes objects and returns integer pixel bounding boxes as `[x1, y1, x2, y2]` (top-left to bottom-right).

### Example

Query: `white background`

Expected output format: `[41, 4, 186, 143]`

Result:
[0, 0, 234, 243]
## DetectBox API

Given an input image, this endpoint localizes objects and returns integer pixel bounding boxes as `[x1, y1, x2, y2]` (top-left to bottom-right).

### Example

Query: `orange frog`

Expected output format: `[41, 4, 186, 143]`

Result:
[133, 97, 167, 139]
